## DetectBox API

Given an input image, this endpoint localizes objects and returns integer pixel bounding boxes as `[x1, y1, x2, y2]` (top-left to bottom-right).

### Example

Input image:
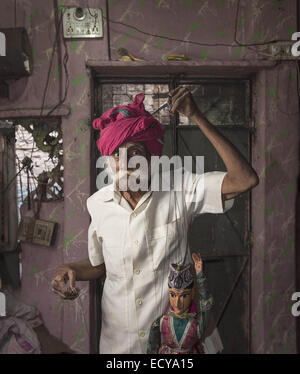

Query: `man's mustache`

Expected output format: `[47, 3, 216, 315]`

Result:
[107, 166, 150, 180]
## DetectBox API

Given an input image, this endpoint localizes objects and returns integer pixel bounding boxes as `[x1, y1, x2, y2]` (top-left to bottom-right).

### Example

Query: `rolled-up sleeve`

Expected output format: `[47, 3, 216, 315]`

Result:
[87, 198, 104, 267]
[184, 170, 235, 216]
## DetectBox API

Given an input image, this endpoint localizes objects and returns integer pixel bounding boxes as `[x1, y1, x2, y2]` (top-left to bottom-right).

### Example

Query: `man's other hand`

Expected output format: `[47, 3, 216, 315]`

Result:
[51, 265, 79, 300]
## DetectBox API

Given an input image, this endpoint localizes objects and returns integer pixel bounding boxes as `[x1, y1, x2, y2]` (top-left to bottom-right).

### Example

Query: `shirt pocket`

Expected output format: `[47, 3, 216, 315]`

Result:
[102, 235, 126, 279]
[148, 218, 182, 270]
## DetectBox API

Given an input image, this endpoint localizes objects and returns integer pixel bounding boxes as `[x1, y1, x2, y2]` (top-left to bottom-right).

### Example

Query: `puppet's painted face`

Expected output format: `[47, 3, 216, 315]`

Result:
[169, 287, 193, 315]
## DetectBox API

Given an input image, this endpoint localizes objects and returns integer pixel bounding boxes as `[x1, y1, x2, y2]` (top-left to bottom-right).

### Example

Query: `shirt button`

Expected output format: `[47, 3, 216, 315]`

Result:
[138, 330, 145, 337]
[134, 268, 141, 275]
[132, 212, 137, 217]
[136, 298, 143, 306]
[134, 240, 139, 245]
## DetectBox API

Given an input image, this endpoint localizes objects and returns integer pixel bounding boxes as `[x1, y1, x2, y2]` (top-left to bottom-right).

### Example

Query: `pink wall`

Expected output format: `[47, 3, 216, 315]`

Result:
[0, 0, 109, 353]
[0, 0, 298, 353]
[252, 65, 299, 353]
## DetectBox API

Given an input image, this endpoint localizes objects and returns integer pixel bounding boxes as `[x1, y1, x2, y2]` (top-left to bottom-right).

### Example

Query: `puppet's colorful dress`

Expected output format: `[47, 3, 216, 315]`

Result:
[147, 271, 213, 354]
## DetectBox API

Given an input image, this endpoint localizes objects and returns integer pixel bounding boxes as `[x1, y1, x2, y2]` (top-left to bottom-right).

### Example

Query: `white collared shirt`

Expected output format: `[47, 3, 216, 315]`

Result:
[86, 169, 234, 354]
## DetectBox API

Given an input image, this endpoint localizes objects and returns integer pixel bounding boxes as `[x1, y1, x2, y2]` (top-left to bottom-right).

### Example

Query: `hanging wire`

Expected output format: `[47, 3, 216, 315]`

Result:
[102, 0, 291, 49]
[101, 0, 297, 61]
[1, 135, 32, 196]
[91, 2, 112, 61]
[45, 22, 69, 117]
[1, 165, 26, 196]
[26, 167, 31, 210]
[17, 157, 24, 203]
[29, 13, 60, 161]
[27, 3, 69, 162]
[2, 135, 25, 204]
[104, 1, 112, 61]
[40, 5, 69, 117]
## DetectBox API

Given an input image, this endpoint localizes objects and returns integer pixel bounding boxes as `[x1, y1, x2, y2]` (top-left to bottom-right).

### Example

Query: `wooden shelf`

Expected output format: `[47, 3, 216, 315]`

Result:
[0, 105, 71, 119]
[86, 59, 277, 78]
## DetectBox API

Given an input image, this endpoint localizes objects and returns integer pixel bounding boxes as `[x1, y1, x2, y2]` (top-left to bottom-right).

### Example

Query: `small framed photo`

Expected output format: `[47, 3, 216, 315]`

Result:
[32, 219, 57, 246]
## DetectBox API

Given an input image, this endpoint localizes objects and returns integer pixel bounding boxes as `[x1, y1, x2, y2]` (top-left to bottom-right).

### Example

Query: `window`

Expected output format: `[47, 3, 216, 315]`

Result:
[0, 117, 63, 288]
[14, 117, 64, 219]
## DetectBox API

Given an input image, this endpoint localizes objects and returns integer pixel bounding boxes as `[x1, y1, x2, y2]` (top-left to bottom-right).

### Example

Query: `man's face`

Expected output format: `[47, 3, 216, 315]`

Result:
[169, 287, 193, 315]
[108, 141, 151, 191]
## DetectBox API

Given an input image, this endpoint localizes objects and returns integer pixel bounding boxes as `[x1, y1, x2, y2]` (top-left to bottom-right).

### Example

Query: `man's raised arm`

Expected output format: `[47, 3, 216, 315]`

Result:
[167, 87, 259, 201]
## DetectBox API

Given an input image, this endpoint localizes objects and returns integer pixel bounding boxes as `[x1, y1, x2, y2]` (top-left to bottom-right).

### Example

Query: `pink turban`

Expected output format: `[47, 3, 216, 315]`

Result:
[92, 93, 165, 156]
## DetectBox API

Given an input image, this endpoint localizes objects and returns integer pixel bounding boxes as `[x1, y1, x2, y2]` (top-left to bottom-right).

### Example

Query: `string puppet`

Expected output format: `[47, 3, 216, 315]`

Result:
[147, 253, 213, 354]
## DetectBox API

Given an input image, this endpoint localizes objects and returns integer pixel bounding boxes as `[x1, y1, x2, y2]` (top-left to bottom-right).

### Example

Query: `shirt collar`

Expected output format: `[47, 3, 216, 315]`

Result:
[101, 169, 158, 204]
[97, 181, 153, 205]
[98, 167, 179, 202]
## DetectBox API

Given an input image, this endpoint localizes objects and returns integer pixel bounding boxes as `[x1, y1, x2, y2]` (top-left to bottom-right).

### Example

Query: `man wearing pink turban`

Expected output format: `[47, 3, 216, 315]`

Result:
[52, 88, 259, 354]
[92, 92, 164, 157]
